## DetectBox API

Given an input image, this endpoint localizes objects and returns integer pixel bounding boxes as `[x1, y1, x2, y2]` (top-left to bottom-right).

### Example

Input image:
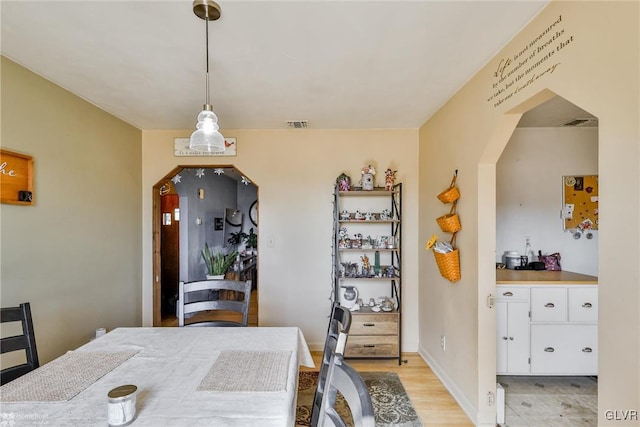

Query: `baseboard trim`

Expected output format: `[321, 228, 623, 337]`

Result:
[417, 344, 480, 426]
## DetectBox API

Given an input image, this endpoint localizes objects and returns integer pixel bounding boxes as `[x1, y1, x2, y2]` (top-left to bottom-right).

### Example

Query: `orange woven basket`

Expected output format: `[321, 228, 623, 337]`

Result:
[437, 172, 460, 204]
[436, 202, 461, 233]
[433, 234, 461, 282]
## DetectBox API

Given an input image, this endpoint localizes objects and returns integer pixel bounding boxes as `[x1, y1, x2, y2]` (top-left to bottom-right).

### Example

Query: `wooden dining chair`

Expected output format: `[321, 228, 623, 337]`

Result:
[317, 352, 375, 427]
[1, 302, 40, 385]
[178, 280, 251, 327]
[311, 302, 352, 426]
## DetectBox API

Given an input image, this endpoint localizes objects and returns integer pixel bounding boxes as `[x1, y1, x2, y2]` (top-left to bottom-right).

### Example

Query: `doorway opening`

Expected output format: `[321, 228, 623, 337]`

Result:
[493, 94, 599, 426]
[152, 165, 259, 327]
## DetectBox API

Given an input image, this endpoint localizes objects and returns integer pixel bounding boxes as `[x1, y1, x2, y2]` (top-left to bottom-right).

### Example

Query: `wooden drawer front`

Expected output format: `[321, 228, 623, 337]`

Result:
[496, 286, 529, 301]
[568, 287, 598, 322]
[531, 288, 567, 322]
[530, 325, 598, 375]
[345, 335, 399, 357]
[350, 314, 398, 335]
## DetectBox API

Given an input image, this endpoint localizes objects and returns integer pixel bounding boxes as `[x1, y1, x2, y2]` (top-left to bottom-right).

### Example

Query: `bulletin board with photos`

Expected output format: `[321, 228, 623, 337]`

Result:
[562, 175, 598, 230]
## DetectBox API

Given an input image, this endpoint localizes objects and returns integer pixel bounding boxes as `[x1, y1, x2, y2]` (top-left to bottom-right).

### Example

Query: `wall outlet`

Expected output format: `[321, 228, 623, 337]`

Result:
[440, 335, 446, 351]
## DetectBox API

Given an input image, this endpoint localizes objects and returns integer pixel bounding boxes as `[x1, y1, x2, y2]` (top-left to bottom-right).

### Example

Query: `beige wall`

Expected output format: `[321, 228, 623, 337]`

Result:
[0, 57, 142, 364]
[419, 1, 639, 425]
[142, 129, 419, 350]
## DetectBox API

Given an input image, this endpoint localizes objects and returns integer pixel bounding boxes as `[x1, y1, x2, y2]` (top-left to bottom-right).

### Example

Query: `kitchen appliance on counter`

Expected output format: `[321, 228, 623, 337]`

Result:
[503, 251, 521, 269]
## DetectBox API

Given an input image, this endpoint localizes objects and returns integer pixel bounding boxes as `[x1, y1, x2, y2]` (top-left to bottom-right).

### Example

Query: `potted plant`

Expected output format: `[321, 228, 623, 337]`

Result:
[227, 230, 248, 248]
[245, 228, 258, 255]
[201, 243, 237, 279]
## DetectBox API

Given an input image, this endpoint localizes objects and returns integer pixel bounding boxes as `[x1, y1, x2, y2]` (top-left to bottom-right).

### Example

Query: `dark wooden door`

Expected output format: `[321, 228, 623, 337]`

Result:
[160, 194, 180, 317]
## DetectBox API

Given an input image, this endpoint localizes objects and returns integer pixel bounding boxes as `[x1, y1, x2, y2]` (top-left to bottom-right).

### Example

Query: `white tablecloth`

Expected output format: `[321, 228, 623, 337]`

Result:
[0, 327, 314, 426]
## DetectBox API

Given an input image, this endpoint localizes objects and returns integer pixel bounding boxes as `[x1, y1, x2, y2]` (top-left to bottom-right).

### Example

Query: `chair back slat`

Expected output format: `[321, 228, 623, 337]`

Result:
[1, 302, 39, 385]
[178, 280, 251, 327]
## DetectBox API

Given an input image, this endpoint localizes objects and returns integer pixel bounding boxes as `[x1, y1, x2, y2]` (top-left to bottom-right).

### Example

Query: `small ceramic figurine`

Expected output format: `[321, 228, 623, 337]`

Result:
[364, 211, 373, 221]
[340, 210, 350, 220]
[380, 209, 390, 220]
[361, 164, 376, 191]
[336, 173, 352, 191]
[361, 254, 370, 272]
[384, 168, 397, 191]
[354, 210, 363, 220]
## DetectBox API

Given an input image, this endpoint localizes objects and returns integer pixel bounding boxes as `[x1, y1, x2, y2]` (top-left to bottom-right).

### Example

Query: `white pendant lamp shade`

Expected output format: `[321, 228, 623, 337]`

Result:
[189, 0, 225, 153]
[190, 107, 225, 153]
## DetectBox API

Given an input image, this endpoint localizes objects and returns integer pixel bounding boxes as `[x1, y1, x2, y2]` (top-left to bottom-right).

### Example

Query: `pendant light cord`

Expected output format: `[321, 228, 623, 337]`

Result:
[205, 12, 210, 106]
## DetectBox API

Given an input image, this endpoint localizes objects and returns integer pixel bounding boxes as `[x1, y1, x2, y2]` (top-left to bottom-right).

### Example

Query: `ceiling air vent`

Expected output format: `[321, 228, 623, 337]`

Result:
[561, 117, 598, 127]
[286, 120, 308, 129]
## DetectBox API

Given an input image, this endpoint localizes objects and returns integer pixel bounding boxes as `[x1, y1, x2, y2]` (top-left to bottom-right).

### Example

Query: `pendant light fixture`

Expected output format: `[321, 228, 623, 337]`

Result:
[189, 0, 225, 153]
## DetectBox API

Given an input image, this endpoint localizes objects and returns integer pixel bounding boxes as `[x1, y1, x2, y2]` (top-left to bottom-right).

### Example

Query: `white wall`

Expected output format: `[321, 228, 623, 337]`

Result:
[142, 129, 419, 351]
[0, 57, 142, 365]
[497, 127, 598, 276]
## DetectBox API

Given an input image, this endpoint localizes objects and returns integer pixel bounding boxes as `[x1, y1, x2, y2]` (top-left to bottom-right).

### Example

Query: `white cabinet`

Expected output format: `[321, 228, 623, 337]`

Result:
[531, 324, 598, 374]
[496, 284, 598, 376]
[496, 287, 530, 375]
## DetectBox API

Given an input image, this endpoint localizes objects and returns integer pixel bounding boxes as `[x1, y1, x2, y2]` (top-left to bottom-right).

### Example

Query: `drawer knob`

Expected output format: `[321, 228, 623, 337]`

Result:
[509, 337, 514, 341]
[503, 291, 513, 297]
[502, 336, 508, 340]
[582, 302, 593, 308]
[582, 347, 593, 353]
[544, 347, 555, 352]
[545, 303, 555, 308]
[363, 323, 375, 327]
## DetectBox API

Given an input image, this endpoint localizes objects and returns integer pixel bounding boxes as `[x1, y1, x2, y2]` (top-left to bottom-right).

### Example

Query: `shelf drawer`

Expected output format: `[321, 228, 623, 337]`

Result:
[568, 287, 598, 322]
[345, 335, 399, 357]
[350, 313, 398, 335]
[530, 324, 597, 375]
[496, 286, 529, 301]
[531, 287, 567, 322]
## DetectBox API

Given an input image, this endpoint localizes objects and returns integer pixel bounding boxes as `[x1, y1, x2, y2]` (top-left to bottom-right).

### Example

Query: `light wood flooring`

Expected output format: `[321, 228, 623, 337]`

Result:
[161, 291, 472, 426]
[303, 352, 473, 426]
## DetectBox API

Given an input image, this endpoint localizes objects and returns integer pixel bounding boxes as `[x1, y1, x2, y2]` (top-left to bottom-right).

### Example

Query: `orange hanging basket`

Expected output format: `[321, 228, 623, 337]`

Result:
[437, 171, 460, 204]
[436, 201, 461, 233]
[433, 234, 461, 282]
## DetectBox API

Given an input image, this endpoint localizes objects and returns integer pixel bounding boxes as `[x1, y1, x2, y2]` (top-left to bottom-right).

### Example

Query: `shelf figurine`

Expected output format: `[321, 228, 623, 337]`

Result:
[361, 164, 376, 190]
[336, 173, 352, 191]
[385, 168, 397, 191]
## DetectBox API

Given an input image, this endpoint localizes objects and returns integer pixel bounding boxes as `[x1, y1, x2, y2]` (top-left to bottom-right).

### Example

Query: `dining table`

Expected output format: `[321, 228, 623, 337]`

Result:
[0, 327, 314, 426]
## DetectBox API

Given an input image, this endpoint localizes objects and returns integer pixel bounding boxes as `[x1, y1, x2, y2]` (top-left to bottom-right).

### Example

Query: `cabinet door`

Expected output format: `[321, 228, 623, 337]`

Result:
[568, 287, 598, 322]
[531, 324, 598, 374]
[507, 301, 530, 374]
[496, 301, 530, 374]
[531, 287, 567, 322]
[496, 302, 508, 374]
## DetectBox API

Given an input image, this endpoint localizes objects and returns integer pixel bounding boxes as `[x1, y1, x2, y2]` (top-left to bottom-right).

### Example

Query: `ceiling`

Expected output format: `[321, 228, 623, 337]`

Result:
[1, 1, 559, 131]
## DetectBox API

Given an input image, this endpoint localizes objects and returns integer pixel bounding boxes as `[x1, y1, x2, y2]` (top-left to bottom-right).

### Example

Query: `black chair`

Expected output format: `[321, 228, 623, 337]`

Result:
[311, 302, 352, 426]
[317, 352, 375, 427]
[1, 302, 39, 385]
[178, 280, 251, 327]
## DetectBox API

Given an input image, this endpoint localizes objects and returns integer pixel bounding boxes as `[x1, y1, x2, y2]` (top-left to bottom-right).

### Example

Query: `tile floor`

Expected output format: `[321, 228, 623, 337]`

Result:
[497, 375, 597, 427]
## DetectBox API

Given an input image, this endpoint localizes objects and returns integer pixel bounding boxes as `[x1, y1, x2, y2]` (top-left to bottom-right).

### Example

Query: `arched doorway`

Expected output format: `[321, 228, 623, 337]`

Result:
[152, 165, 259, 326]
[478, 90, 599, 425]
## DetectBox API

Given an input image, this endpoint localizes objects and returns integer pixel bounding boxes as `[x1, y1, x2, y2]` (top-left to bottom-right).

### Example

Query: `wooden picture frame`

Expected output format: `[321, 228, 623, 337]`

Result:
[1, 149, 34, 205]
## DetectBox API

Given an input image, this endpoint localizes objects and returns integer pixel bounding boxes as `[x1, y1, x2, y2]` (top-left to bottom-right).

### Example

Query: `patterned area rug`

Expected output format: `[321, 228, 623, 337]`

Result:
[296, 371, 422, 427]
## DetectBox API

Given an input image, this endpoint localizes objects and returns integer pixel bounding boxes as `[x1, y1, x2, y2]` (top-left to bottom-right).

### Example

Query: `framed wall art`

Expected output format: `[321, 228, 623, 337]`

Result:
[1, 149, 34, 205]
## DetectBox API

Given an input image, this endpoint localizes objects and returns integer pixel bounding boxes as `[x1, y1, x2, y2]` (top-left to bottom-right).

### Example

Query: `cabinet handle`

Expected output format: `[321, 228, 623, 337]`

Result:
[509, 337, 514, 341]
[544, 347, 555, 352]
[363, 344, 376, 348]
[502, 336, 508, 340]
[502, 291, 513, 297]
[545, 303, 555, 308]
[582, 347, 593, 353]
[582, 302, 593, 308]
[363, 323, 375, 327]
